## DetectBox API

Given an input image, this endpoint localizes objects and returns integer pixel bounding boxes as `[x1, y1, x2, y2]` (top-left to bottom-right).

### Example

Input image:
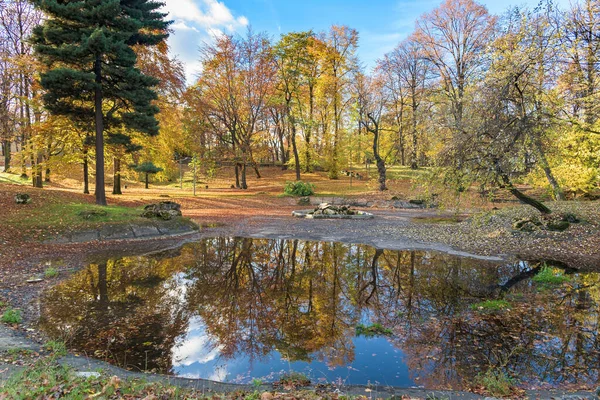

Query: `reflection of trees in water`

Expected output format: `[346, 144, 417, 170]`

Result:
[39, 238, 600, 388]
[39, 256, 191, 374]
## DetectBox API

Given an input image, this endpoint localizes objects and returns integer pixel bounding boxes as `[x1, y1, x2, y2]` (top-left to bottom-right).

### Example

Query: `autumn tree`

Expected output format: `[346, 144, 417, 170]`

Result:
[384, 36, 433, 170]
[194, 30, 276, 189]
[274, 31, 316, 180]
[415, 0, 496, 133]
[322, 26, 359, 179]
[354, 71, 388, 191]
[31, 0, 170, 205]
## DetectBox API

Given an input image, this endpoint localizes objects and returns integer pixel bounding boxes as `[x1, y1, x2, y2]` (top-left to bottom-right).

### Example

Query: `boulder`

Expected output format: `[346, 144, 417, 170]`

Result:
[547, 220, 570, 232]
[15, 193, 31, 204]
[142, 201, 182, 220]
[297, 196, 310, 206]
[513, 218, 542, 232]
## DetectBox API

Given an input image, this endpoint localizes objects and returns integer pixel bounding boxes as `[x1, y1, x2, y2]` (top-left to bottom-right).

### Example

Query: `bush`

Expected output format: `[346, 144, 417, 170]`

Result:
[44, 267, 59, 278]
[284, 181, 315, 197]
[474, 369, 515, 397]
[2, 308, 22, 324]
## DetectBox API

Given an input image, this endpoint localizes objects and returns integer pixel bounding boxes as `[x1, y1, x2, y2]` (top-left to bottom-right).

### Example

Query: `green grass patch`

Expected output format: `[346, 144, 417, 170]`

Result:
[378, 166, 432, 181]
[355, 323, 393, 337]
[1, 307, 22, 324]
[470, 300, 512, 313]
[1, 358, 196, 399]
[5, 202, 145, 235]
[0, 172, 30, 185]
[473, 369, 516, 397]
[533, 265, 571, 285]
[44, 340, 67, 357]
[44, 267, 59, 279]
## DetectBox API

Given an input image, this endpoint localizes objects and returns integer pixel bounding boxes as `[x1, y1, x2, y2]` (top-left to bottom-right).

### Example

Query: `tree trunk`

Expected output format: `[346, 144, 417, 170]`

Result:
[499, 172, 551, 214]
[533, 137, 565, 201]
[94, 54, 107, 206]
[305, 84, 314, 173]
[45, 143, 51, 182]
[145, 172, 149, 189]
[240, 163, 248, 189]
[2, 140, 10, 172]
[112, 157, 122, 195]
[287, 101, 301, 181]
[368, 115, 387, 191]
[83, 149, 90, 194]
[234, 163, 240, 188]
[33, 152, 43, 188]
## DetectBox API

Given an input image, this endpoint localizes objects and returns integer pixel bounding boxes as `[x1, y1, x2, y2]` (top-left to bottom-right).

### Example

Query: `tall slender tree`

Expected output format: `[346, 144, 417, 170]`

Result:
[31, 0, 170, 205]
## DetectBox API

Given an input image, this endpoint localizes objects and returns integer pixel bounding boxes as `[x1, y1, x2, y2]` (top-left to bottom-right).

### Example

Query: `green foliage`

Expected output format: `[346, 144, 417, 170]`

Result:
[474, 369, 516, 397]
[355, 323, 393, 337]
[470, 300, 512, 313]
[251, 378, 263, 388]
[284, 181, 315, 196]
[44, 267, 59, 279]
[133, 161, 163, 175]
[2, 307, 22, 324]
[44, 341, 67, 357]
[533, 265, 571, 285]
[1, 358, 197, 399]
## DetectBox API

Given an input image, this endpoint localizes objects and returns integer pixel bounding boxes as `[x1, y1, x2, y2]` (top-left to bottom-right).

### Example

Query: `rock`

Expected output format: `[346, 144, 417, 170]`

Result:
[547, 220, 570, 232]
[14, 193, 31, 204]
[75, 371, 101, 378]
[513, 218, 542, 232]
[409, 199, 425, 205]
[141, 201, 182, 220]
[562, 212, 580, 223]
[297, 196, 311, 206]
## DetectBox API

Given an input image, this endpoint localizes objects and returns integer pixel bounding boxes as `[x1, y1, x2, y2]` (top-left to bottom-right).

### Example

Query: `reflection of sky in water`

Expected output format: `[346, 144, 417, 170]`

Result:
[172, 316, 415, 386]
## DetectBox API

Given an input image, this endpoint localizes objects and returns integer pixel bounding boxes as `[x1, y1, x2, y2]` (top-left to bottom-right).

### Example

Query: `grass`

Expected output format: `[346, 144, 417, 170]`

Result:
[1, 356, 334, 399]
[44, 267, 59, 279]
[5, 201, 146, 234]
[44, 340, 67, 357]
[1, 358, 195, 399]
[0, 171, 30, 185]
[1, 307, 22, 324]
[470, 300, 512, 313]
[355, 323, 393, 337]
[533, 265, 571, 285]
[473, 369, 516, 397]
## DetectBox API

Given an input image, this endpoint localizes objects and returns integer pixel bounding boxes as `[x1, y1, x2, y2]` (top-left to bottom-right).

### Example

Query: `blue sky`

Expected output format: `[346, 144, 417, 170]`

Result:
[161, 0, 573, 83]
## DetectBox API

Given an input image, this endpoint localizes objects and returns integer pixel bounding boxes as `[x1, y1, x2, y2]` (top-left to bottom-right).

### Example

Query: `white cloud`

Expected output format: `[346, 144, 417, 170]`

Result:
[173, 318, 223, 367]
[163, 0, 247, 31]
[162, 0, 249, 83]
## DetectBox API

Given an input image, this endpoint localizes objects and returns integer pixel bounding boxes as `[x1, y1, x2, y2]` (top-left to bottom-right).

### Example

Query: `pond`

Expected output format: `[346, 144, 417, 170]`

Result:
[38, 237, 600, 390]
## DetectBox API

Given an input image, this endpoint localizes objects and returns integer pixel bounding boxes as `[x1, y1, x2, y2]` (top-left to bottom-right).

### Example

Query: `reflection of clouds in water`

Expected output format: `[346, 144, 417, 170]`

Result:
[179, 366, 228, 382]
[173, 317, 223, 367]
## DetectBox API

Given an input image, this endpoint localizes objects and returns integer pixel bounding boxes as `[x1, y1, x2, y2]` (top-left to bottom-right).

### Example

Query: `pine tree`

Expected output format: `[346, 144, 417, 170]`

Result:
[31, 0, 170, 205]
[133, 161, 162, 189]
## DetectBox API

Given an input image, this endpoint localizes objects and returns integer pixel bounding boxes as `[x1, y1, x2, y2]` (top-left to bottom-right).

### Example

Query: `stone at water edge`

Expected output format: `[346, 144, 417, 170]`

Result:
[141, 201, 183, 221]
[14, 193, 31, 204]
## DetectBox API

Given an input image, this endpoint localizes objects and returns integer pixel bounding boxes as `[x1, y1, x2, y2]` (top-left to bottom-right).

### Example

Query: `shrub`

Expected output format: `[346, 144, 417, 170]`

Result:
[284, 181, 315, 196]
[533, 265, 570, 285]
[474, 369, 515, 397]
[44, 267, 59, 278]
[2, 308, 22, 324]
[355, 323, 393, 337]
[470, 300, 512, 313]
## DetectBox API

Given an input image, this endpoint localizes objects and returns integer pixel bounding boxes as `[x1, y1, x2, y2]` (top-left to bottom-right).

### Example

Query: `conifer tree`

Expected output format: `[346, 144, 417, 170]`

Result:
[31, 0, 170, 205]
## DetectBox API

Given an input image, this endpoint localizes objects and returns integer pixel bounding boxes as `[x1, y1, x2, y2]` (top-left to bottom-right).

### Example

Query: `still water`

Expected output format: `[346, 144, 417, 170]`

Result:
[38, 238, 600, 389]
